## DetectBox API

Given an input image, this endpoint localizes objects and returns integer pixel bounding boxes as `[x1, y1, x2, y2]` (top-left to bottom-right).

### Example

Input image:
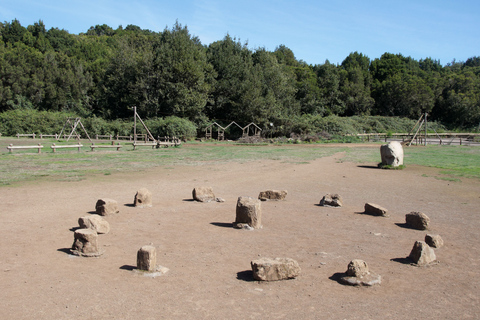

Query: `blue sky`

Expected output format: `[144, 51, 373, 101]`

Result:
[1, 0, 479, 65]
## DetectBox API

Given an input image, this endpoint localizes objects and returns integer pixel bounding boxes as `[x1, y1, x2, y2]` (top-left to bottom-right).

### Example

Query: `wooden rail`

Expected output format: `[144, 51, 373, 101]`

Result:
[7, 143, 43, 153]
[90, 143, 122, 151]
[51, 143, 83, 153]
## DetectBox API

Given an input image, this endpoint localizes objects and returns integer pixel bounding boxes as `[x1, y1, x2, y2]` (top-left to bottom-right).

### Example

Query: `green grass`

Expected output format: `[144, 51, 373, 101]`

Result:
[1, 138, 479, 186]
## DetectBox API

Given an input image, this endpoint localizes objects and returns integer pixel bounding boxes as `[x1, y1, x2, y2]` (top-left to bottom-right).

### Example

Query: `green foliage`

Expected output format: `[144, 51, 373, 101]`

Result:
[144, 116, 197, 140]
[0, 109, 76, 135]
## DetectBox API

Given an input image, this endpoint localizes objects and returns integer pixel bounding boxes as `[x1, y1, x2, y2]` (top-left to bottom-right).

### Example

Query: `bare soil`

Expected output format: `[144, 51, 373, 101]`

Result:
[1, 150, 479, 319]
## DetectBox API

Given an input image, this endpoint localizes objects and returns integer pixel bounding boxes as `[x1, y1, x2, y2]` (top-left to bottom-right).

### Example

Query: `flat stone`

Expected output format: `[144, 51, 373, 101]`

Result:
[95, 198, 119, 216]
[406, 212, 430, 230]
[251, 257, 300, 281]
[425, 234, 444, 248]
[340, 273, 382, 286]
[192, 186, 216, 202]
[320, 194, 343, 207]
[258, 190, 287, 201]
[364, 203, 388, 217]
[78, 215, 110, 234]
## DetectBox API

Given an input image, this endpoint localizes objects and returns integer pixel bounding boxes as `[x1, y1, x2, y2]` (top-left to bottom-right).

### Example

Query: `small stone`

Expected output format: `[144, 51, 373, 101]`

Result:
[78, 215, 110, 234]
[137, 245, 157, 272]
[346, 259, 369, 277]
[406, 212, 430, 230]
[258, 190, 288, 201]
[364, 203, 388, 216]
[320, 194, 343, 207]
[425, 234, 444, 248]
[95, 198, 119, 216]
[408, 241, 436, 266]
[215, 197, 225, 203]
[192, 186, 216, 202]
[339, 259, 381, 286]
[233, 196, 262, 230]
[251, 257, 300, 281]
[134, 188, 152, 208]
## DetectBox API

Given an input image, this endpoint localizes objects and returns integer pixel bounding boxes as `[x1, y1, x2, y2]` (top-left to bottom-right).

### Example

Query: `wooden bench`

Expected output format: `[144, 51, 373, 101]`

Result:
[132, 142, 158, 150]
[7, 143, 44, 153]
[90, 143, 122, 151]
[51, 143, 83, 153]
[16, 133, 36, 139]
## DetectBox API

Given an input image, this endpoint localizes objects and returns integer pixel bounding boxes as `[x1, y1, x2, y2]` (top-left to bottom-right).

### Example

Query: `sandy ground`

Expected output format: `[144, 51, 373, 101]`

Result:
[1, 149, 479, 320]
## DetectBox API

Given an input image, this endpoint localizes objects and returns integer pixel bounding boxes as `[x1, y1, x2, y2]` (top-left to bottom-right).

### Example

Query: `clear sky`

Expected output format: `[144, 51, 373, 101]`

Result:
[1, 0, 479, 66]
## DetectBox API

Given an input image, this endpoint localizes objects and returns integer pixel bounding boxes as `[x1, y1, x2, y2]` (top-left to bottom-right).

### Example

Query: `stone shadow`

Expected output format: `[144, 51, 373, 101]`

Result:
[390, 257, 413, 265]
[328, 272, 346, 284]
[236, 270, 255, 282]
[210, 222, 233, 228]
[120, 265, 136, 271]
[395, 223, 417, 230]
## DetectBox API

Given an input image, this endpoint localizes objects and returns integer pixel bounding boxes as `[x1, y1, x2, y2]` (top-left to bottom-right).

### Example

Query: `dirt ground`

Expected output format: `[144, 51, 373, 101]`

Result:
[1, 148, 479, 319]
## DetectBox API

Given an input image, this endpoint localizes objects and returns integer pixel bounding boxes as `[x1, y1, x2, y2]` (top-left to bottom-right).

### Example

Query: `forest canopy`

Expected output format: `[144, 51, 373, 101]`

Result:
[0, 19, 479, 134]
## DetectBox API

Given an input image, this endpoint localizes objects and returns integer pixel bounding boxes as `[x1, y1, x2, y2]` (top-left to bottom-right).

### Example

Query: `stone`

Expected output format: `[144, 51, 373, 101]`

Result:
[95, 198, 119, 216]
[409, 241, 437, 266]
[251, 257, 301, 281]
[137, 245, 157, 272]
[134, 188, 152, 208]
[346, 259, 369, 277]
[233, 196, 262, 230]
[425, 234, 444, 248]
[364, 203, 388, 217]
[192, 186, 215, 202]
[258, 190, 288, 201]
[78, 215, 110, 234]
[340, 260, 381, 286]
[320, 193, 343, 207]
[406, 212, 430, 230]
[71, 229, 103, 257]
[380, 141, 404, 167]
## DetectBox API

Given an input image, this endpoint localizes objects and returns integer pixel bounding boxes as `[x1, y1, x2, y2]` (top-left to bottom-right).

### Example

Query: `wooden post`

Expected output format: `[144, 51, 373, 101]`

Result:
[38, 143, 42, 154]
[52, 143, 56, 153]
[424, 112, 428, 146]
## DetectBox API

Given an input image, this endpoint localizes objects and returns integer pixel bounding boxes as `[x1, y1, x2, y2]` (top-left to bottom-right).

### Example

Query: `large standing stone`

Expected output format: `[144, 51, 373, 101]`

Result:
[95, 198, 119, 216]
[406, 212, 430, 230]
[380, 141, 404, 167]
[251, 257, 300, 281]
[192, 186, 216, 202]
[233, 196, 262, 230]
[78, 215, 110, 234]
[320, 193, 343, 207]
[258, 190, 288, 201]
[137, 245, 157, 272]
[409, 241, 436, 266]
[364, 203, 388, 217]
[71, 229, 103, 257]
[340, 259, 381, 286]
[425, 234, 444, 248]
[134, 188, 152, 208]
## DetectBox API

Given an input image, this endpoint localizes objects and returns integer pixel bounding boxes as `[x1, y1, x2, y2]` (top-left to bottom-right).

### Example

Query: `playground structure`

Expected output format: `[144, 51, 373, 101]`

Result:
[58, 117, 92, 142]
[205, 121, 263, 141]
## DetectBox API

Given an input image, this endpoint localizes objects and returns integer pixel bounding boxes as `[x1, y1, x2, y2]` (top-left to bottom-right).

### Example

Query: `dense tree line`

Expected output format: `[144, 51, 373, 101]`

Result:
[1, 19, 479, 133]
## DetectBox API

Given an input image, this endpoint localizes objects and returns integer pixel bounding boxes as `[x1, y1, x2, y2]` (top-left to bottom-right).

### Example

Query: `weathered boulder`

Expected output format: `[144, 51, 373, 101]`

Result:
[137, 245, 157, 272]
[320, 194, 343, 207]
[340, 259, 381, 286]
[192, 186, 216, 202]
[134, 188, 152, 208]
[406, 212, 430, 230]
[78, 215, 110, 234]
[380, 141, 404, 167]
[409, 241, 436, 266]
[71, 229, 103, 257]
[364, 203, 388, 217]
[425, 234, 444, 248]
[258, 190, 288, 201]
[251, 257, 300, 281]
[95, 198, 119, 216]
[233, 196, 262, 230]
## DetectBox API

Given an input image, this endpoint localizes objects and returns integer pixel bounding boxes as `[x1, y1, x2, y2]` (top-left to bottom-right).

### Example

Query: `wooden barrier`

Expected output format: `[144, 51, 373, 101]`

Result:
[16, 133, 36, 139]
[90, 143, 122, 151]
[51, 143, 83, 153]
[39, 134, 59, 139]
[132, 142, 158, 150]
[7, 143, 43, 153]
